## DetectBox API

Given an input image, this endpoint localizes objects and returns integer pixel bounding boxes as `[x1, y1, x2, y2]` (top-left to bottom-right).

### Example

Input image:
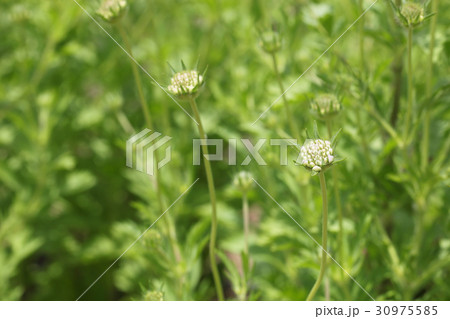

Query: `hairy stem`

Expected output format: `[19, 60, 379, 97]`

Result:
[307, 172, 328, 301]
[189, 97, 224, 301]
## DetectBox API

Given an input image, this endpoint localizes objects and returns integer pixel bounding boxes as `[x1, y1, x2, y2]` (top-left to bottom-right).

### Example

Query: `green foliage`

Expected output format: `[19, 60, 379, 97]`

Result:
[0, 0, 448, 301]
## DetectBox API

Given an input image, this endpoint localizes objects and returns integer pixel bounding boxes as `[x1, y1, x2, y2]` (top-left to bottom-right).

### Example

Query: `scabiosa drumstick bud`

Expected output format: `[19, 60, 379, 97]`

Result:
[400, 2, 425, 27]
[310, 94, 341, 119]
[259, 30, 281, 54]
[97, 0, 128, 23]
[233, 171, 254, 193]
[144, 291, 164, 301]
[168, 70, 204, 100]
[299, 139, 334, 173]
[389, 0, 430, 29]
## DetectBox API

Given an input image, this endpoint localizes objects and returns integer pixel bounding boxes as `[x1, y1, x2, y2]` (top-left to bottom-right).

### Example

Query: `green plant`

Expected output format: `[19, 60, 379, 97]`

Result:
[168, 66, 224, 300]
[310, 94, 344, 268]
[260, 27, 300, 139]
[296, 127, 342, 301]
[99, 0, 184, 297]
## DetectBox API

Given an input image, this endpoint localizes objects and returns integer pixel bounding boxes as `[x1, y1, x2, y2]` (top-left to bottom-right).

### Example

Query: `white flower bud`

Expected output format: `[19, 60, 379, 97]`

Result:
[97, 0, 127, 23]
[299, 139, 335, 171]
[168, 70, 204, 99]
[233, 171, 254, 193]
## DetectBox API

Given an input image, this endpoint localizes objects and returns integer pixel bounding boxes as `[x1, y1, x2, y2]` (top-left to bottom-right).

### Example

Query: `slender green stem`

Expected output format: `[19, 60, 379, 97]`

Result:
[270, 53, 299, 140]
[189, 97, 224, 301]
[421, 0, 439, 171]
[243, 192, 250, 256]
[116, 110, 135, 134]
[239, 191, 250, 301]
[117, 23, 152, 128]
[355, 2, 373, 170]
[326, 120, 343, 265]
[307, 172, 328, 301]
[411, 195, 427, 264]
[117, 22, 183, 276]
[404, 26, 413, 143]
[412, 255, 450, 292]
[390, 53, 403, 128]
[375, 216, 405, 286]
[358, 0, 366, 74]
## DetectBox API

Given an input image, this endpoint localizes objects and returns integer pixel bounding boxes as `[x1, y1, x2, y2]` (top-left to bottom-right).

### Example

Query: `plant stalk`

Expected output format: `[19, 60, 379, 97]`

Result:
[326, 120, 344, 265]
[404, 26, 413, 143]
[358, 0, 366, 73]
[239, 191, 250, 301]
[117, 22, 182, 270]
[189, 97, 224, 301]
[117, 23, 152, 128]
[307, 172, 328, 301]
[356, 1, 373, 169]
[243, 192, 250, 256]
[421, 0, 439, 171]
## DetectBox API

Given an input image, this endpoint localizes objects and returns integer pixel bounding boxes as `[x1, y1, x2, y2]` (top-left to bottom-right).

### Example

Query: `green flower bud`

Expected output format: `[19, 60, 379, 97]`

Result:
[144, 291, 164, 301]
[259, 30, 281, 54]
[168, 70, 204, 99]
[400, 2, 425, 27]
[310, 94, 341, 119]
[233, 171, 254, 193]
[97, 0, 128, 23]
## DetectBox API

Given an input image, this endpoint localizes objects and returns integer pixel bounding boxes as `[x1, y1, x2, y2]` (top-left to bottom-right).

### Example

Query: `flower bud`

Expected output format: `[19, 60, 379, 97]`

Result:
[97, 0, 128, 23]
[259, 30, 281, 54]
[233, 171, 254, 193]
[168, 70, 204, 99]
[310, 94, 341, 119]
[399, 2, 425, 28]
[144, 291, 164, 301]
[299, 139, 334, 172]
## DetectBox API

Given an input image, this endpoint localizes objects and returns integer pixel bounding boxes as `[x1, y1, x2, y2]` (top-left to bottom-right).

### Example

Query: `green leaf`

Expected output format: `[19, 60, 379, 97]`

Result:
[202, 65, 209, 78]
[305, 128, 311, 139]
[180, 59, 187, 70]
[167, 61, 177, 74]
[330, 127, 342, 147]
[313, 120, 320, 139]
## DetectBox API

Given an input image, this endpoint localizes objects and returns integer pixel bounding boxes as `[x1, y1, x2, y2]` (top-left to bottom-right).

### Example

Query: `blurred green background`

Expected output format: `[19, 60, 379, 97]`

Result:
[0, 0, 449, 300]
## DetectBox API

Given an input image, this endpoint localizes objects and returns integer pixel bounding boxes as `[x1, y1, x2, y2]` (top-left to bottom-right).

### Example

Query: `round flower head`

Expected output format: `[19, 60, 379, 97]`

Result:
[311, 94, 341, 119]
[233, 171, 254, 193]
[259, 30, 281, 54]
[97, 0, 128, 23]
[144, 291, 164, 301]
[399, 2, 425, 28]
[299, 139, 334, 173]
[168, 70, 204, 99]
